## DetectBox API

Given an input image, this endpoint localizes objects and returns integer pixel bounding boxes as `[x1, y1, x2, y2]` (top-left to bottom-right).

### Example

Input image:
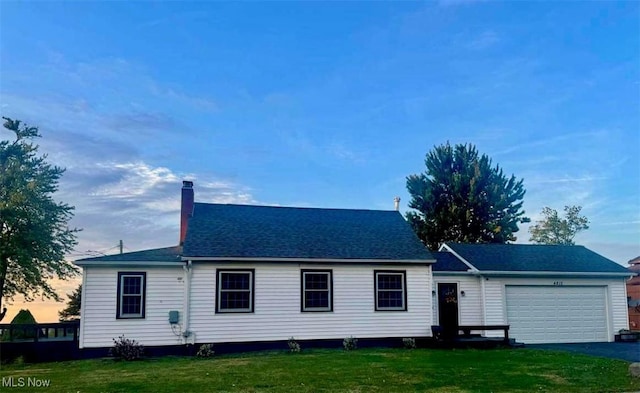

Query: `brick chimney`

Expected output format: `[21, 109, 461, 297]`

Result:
[180, 180, 194, 245]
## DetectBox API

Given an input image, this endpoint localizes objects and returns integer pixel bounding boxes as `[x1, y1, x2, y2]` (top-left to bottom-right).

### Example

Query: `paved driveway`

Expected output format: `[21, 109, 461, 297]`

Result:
[528, 342, 640, 362]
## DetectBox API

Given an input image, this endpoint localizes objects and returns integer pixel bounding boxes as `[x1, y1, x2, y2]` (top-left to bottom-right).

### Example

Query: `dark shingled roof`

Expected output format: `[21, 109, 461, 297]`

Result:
[445, 243, 629, 273]
[183, 203, 433, 261]
[76, 246, 182, 263]
[432, 251, 470, 272]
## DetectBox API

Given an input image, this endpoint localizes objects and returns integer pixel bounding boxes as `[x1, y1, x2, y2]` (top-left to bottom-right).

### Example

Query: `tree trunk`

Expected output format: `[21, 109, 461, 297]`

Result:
[0, 255, 7, 322]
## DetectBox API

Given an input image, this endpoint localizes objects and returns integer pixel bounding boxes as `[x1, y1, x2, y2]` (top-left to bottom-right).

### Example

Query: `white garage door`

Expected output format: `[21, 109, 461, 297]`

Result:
[505, 286, 608, 344]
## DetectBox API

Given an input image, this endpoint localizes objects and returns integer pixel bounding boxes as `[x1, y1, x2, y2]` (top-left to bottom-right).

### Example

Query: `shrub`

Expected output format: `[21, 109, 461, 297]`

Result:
[288, 337, 301, 353]
[196, 343, 215, 358]
[403, 337, 416, 349]
[343, 336, 358, 351]
[109, 335, 144, 361]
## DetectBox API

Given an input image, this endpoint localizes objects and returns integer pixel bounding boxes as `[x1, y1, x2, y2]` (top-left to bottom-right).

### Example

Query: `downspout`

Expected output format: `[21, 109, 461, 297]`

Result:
[182, 260, 193, 344]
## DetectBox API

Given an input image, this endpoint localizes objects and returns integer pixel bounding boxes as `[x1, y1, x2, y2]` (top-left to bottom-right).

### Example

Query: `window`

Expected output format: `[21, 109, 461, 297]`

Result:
[216, 270, 254, 313]
[375, 270, 407, 311]
[301, 270, 333, 312]
[117, 272, 146, 318]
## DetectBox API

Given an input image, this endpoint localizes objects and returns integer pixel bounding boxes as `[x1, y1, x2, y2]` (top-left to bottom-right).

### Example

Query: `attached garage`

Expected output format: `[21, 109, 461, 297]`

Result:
[435, 243, 632, 344]
[505, 285, 608, 344]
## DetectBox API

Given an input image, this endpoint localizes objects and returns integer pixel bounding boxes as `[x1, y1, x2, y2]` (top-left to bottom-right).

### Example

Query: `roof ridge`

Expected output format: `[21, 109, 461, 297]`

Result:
[193, 202, 399, 213]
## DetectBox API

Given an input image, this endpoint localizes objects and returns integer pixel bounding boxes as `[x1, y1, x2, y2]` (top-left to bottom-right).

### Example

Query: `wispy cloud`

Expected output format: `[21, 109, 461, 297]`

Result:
[438, 0, 486, 7]
[467, 30, 500, 50]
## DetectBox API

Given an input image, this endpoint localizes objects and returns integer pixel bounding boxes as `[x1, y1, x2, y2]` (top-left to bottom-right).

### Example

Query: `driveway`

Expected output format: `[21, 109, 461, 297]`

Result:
[528, 342, 640, 362]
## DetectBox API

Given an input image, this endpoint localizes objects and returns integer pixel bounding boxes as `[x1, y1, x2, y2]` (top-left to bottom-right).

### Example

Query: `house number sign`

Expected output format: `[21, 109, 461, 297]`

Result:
[553, 281, 564, 286]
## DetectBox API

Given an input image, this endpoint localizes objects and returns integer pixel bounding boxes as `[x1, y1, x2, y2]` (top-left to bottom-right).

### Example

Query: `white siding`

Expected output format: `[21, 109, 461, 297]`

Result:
[482, 276, 628, 342]
[483, 279, 505, 329]
[80, 266, 185, 348]
[189, 263, 432, 343]
[432, 275, 483, 327]
[609, 278, 630, 332]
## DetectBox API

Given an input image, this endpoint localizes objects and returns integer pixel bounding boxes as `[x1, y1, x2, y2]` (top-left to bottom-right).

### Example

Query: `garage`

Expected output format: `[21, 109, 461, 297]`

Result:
[505, 285, 608, 344]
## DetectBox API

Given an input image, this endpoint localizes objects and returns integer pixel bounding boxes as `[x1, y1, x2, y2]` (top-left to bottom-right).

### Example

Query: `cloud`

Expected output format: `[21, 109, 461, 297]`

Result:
[149, 83, 218, 113]
[106, 112, 179, 134]
[467, 30, 500, 50]
[438, 0, 486, 7]
[46, 159, 256, 265]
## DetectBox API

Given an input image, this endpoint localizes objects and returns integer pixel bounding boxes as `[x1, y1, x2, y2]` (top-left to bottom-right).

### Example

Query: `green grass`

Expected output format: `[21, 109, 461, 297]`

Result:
[1, 348, 638, 392]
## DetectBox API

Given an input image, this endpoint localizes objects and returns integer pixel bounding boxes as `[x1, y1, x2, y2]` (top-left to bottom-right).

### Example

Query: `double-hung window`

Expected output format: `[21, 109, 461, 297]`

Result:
[301, 270, 332, 312]
[217, 270, 254, 313]
[374, 270, 407, 311]
[117, 272, 146, 318]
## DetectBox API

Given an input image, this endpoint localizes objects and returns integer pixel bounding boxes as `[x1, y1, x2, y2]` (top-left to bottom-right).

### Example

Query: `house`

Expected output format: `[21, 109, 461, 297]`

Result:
[76, 181, 632, 352]
[627, 256, 640, 329]
[433, 243, 631, 344]
[75, 181, 436, 353]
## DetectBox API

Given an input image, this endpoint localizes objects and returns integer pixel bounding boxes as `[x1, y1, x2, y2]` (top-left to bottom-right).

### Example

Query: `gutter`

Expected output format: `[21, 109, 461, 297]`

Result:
[74, 261, 184, 267]
[181, 257, 436, 265]
[471, 270, 632, 278]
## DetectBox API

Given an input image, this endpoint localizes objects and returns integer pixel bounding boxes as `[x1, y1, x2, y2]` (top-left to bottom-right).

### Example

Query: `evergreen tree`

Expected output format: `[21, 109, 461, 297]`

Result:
[406, 142, 529, 250]
[58, 284, 82, 321]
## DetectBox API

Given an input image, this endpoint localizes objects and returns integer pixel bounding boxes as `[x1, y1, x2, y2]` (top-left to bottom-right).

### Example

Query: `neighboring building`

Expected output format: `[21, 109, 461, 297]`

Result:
[627, 256, 640, 329]
[433, 243, 631, 344]
[75, 181, 435, 351]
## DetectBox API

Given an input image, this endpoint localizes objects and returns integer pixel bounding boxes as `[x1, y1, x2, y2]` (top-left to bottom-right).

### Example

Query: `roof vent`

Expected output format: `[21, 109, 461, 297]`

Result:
[394, 196, 401, 211]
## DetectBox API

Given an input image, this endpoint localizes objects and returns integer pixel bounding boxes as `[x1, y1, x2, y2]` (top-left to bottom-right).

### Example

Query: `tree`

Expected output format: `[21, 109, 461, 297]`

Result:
[406, 142, 529, 250]
[58, 284, 81, 321]
[0, 117, 79, 321]
[529, 205, 589, 245]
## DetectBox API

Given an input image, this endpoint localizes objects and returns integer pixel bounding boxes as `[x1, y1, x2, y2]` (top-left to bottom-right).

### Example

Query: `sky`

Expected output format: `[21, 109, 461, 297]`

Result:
[1, 1, 638, 322]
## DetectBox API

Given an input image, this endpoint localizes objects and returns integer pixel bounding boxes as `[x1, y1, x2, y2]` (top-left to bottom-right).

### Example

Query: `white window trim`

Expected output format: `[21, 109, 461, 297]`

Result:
[217, 270, 254, 313]
[375, 271, 406, 311]
[118, 273, 145, 319]
[302, 270, 332, 312]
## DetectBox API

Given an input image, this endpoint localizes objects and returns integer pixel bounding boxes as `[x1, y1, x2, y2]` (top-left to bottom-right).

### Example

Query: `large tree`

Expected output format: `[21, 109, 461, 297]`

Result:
[529, 205, 589, 245]
[406, 142, 529, 250]
[58, 284, 81, 321]
[0, 117, 79, 321]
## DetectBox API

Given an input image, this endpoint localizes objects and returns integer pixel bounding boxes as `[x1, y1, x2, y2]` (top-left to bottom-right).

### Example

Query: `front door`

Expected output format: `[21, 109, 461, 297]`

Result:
[438, 283, 459, 338]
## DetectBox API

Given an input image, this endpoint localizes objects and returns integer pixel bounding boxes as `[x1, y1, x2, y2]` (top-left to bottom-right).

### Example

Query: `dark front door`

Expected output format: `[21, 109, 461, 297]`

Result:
[438, 283, 459, 338]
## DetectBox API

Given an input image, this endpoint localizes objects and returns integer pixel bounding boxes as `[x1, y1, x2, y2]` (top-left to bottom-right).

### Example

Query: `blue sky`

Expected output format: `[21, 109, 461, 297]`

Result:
[1, 2, 638, 319]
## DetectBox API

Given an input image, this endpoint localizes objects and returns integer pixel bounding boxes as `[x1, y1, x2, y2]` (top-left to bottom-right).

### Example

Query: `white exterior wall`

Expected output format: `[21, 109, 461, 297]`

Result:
[481, 276, 628, 341]
[189, 263, 432, 343]
[80, 266, 185, 348]
[432, 275, 483, 327]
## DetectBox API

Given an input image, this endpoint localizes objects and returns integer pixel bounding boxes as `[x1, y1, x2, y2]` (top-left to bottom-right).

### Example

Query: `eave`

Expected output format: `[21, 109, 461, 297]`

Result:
[74, 260, 184, 267]
[181, 256, 436, 265]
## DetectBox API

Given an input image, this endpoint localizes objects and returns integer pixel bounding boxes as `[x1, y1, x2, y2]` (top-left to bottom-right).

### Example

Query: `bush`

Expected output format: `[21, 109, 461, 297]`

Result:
[196, 343, 215, 358]
[109, 335, 144, 361]
[288, 337, 301, 353]
[343, 336, 358, 351]
[403, 337, 416, 349]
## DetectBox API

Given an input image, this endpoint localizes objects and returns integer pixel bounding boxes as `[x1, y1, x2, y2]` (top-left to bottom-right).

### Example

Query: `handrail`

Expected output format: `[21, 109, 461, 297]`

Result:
[0, 321, 80, 342]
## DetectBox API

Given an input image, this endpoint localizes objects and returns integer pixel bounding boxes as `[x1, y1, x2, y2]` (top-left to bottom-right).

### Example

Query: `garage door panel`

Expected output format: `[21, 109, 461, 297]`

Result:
[506, 286, 608, 344]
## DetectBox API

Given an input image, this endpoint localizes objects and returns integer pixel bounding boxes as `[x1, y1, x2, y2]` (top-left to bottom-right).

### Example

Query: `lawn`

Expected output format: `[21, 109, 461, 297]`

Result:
[1, 348, 638, 392]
